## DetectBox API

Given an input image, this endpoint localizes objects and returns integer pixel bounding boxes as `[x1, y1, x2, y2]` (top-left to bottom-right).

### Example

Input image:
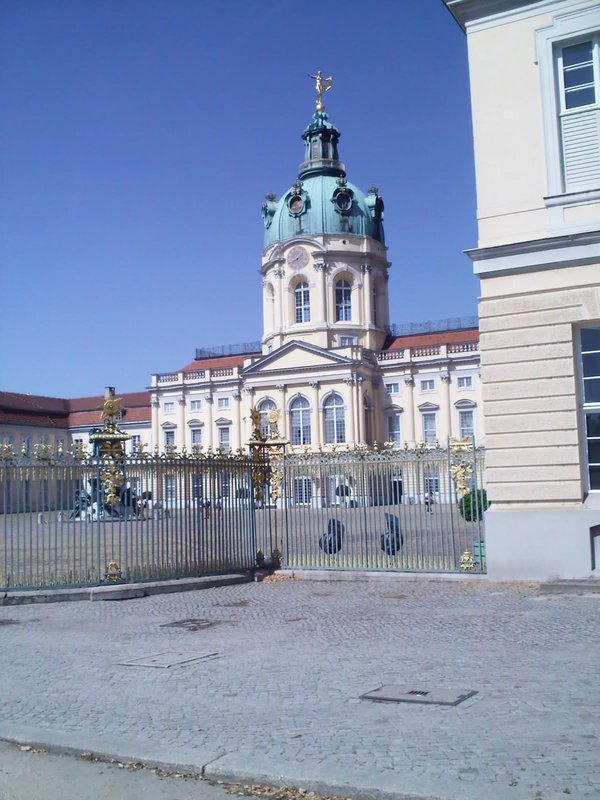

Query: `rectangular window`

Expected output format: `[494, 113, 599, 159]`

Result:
[582, 326, 600, 490]
[459, 410, 475, 440]
[561, 40, 596, 110]
[295, 283, 310, 323]
[340, 336, 357, 347]
[163, 401, 175, 414]
[130, 435, 141, 453]
[422, 413, 437, 445]
[385, 382, 400, 395]
[218, 426, 230, 450]
[423, 466, 440, 496]
[217, 397, 230, 410]
[537, 13, 600, 197]
[420, 379, 435, 392]
[190, 399, 202, 411]
[191, 428, 203, 446]
[387, 413, 401, 444]
[164, 475, 176, 503]
[164, 430, 175, 449]
[294, 477, 313, 505]
[457, 376, 472, 390]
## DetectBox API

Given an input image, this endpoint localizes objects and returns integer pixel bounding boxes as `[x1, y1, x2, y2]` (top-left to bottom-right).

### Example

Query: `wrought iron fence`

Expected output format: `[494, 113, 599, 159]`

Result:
[0, 449, 257, 591]
[266, 442, 486, 573]
[1, 439, 486, 591]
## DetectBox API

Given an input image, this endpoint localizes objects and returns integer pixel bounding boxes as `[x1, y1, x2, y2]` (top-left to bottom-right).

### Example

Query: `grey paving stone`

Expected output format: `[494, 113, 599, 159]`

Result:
[0, 578, 598, 800]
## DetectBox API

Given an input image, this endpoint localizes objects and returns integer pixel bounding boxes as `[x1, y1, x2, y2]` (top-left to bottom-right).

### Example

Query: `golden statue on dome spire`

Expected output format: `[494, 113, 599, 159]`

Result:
[309, 70, 333, 113]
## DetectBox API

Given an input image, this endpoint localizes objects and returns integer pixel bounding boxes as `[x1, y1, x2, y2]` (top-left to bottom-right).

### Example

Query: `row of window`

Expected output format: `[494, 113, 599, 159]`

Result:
[386, 409, 475, 445]
[295, 279, 353, 323]
[163, 397, 230, 414]
[163, 374, 476, 417]
[384, 375, 474, 395]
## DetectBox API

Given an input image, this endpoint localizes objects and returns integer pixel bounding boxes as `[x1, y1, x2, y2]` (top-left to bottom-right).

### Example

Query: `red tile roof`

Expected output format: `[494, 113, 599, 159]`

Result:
[181, 354, 253, 373]
[384, 328, 479, 352]
[0, 390, 151, 429]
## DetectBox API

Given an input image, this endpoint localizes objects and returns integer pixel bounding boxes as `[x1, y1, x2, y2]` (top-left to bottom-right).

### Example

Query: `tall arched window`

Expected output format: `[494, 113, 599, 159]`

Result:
[290, 396, 311, 445]
[295, 282, 310, 323]
[335, 279, 352, 321]
[324, 393, 346, 444]
[257, 398, 276, 438]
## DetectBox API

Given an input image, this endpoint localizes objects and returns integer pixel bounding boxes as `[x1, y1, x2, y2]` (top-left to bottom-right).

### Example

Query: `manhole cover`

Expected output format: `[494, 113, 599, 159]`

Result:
[160, 618, 223, 631]
[217, 601, 250, 608]
[119, 651, 218, 668]
[360, 685, 477, 706]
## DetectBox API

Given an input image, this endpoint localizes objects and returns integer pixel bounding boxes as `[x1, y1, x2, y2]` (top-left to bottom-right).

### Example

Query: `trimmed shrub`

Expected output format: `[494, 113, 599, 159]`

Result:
[458, 489, 489, 522]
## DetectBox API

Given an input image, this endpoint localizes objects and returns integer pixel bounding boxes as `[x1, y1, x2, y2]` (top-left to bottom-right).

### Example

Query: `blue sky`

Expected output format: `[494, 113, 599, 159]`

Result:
[0, 0, 478, 399]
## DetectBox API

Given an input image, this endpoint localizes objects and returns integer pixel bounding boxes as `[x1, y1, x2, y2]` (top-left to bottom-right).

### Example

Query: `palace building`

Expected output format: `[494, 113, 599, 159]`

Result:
[1, 92, 482, 460]
[150, 95, 482, 454]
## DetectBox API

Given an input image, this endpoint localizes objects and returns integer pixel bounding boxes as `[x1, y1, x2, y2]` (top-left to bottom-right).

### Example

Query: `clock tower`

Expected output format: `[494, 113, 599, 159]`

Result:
[259, 84, 389, 354]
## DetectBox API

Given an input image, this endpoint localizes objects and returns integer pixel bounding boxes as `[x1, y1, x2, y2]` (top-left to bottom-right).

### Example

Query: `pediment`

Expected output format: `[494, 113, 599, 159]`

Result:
[214, 417, 231, 425]
[242, 340, 353, 376]
[418, 401, 440, 412]
[454, 399, 477, 409]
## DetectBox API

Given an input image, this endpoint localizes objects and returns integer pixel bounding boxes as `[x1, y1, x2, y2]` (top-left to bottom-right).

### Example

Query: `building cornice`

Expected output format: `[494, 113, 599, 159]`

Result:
[444, 0, 590, 33]
[466, 231, 600, 277]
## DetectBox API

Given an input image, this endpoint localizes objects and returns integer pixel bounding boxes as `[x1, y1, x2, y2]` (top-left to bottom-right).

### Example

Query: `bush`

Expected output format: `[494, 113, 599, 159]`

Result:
[458, 489, 489, 522]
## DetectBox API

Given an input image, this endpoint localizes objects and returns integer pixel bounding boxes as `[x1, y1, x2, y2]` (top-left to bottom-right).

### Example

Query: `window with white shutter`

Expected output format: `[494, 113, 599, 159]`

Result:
[557, 37, 600, 192]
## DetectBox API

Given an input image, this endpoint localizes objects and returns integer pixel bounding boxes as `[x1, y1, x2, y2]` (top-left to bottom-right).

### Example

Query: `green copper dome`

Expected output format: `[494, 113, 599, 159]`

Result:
[262, 111, 384, 247]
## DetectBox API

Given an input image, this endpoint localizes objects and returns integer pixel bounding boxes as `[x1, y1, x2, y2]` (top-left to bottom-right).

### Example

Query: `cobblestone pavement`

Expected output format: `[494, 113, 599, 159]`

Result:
[0, 577, 598, 800]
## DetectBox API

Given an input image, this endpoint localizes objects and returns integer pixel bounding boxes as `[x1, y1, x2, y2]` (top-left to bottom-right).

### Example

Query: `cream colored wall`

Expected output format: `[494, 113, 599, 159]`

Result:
[261, 235, 389, 353]
[479, 261, 600, 508]
[467, 10, 553, 247]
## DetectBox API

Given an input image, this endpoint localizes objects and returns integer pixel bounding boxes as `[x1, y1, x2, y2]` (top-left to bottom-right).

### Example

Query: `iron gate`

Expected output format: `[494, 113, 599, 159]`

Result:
[255, 442, 486, 574]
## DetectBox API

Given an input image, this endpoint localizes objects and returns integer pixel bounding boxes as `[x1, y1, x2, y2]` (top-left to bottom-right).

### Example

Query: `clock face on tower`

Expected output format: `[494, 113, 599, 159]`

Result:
[286, 246, 309, 270]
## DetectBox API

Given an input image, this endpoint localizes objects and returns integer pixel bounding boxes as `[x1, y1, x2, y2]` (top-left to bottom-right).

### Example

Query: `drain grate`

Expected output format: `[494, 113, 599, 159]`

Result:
[160, 618, 223, 631]
[119, 651, 218, 668]
[360, 685, 477, 706]
[0, 619, 20, 626]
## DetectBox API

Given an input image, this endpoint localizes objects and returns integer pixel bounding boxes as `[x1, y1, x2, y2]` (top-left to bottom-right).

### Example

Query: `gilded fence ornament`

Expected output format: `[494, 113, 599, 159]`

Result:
[460, 549, 476, 572]
[104, 561, 122, 582]
[450, 437, 475, 499]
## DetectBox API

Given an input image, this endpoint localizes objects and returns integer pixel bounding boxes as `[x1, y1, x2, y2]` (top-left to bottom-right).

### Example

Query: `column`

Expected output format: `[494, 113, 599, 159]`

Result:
[243, 386, 254, 447]
[205, 392, 214, 450]
[151, 394, 160, 452]
[439, 374, 451, 444]
[314, 261, 328, 323]
[177, 393, 186, 450]
[355, 375, 364, 443]
[361, 264, 372, 327]
[275, 267, 285, 336]
[276, 383, 288, 441]
[233, 390, 242, 451]
[309, 381, 321, 446]
[344, 376, 356, 444]
[404, 378, 416, 445]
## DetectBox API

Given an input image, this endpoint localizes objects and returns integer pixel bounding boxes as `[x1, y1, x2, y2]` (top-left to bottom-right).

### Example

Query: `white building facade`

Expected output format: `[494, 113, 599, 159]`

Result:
[446, 0, 600, 578]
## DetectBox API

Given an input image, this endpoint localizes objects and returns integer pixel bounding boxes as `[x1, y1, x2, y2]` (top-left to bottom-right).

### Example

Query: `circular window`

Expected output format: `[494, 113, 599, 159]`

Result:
[289, 195, 304, 213]
[334, 191, 352, 212]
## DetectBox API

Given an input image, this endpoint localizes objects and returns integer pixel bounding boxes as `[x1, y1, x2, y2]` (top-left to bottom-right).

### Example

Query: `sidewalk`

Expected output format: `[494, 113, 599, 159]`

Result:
[1, 575, 598, 800]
